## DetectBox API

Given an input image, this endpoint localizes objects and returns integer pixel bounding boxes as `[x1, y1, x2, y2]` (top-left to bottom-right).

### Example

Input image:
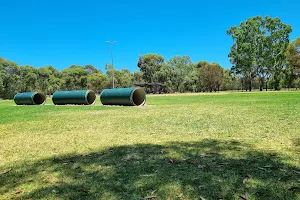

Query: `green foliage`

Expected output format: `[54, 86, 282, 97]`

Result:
[19, 66, 39, 92]
[154, 63, 174, 92]
[87, 72, 108, 93]
[285, 37, 300, 88]
[0, 76, 3, 96]
[286, 37, 300, 70]
[221, 69, 241, 91]
[199, 62, 224, 92]
[62, 65, 88, 90]
[105, 64, 134, 89]
[167, 56, 197, 92]
[137, 54, 164, 83]
[133, 71, 144, 84]
[0, 62, 4, 96]
[265, 17, 292, 90]
[85, 64, 100, 74]
[195, 60, 209, 68]
[114, 69, 134, 88]
[0, 58, 22, 99]
[0, 57, 140, 99]
[227, 16, 292, 91]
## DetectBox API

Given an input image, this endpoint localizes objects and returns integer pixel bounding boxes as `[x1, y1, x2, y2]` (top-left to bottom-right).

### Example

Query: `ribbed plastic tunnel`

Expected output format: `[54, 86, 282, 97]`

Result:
[100, 87, 146, 106]
[14, 92, 46, 105]
[52, 90, 96, 105]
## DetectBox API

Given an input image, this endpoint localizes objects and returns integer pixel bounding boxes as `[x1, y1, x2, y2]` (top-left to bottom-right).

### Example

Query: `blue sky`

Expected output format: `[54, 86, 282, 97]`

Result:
[0, 0, 299, 72]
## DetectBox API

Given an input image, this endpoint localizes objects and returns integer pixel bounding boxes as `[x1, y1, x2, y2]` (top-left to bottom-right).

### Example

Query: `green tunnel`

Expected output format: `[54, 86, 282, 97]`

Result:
[100, 87, 146, 106]
[52, 90, 96, 105]
[14, 92, 46, 105]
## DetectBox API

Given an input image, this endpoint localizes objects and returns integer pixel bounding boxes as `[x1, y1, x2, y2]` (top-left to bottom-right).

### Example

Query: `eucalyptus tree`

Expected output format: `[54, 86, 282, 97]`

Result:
[284, 37, 300, 89]
[137, 54, 164, 83]
[133, 71, 144, 84]
[199, 62, 224, 92]
[286, 37, 300, 73]
[87, 72, 108, 93]
[167, 56, 196, 92]
[227, 16, 292, 91]
[62, 65, 88, 90]
[227, 17, 258, 91]
[0, 58, 22, 98]
[264, 17, 292, 90]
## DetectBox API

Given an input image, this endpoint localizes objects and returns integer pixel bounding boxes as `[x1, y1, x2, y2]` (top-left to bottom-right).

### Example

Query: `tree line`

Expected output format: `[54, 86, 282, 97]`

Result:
[0, 59, 141, 99]
[228, 16, 300, 91]
[0, 16, 299, 99]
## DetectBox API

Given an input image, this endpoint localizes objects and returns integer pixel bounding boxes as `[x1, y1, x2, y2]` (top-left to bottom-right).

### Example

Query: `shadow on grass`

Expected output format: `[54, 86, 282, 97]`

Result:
[1, 139, 299, 199]
[293, 138, 300, 155]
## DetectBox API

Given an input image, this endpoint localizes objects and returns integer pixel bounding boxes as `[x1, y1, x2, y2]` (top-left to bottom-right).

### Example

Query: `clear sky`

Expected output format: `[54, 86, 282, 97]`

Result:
[0, 0, 299, 72]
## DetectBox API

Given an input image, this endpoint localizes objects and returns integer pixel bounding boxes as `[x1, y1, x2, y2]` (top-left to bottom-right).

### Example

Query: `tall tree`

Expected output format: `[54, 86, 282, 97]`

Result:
[137, 54, 164, 83]
[114, 69, 134, 88]
[0, 59, 22, 99]
[87, 72, 108, 93]
[133, 71, 144, 84]
[286, 37, 300, 69]
[227, 16, 292, 91]
[62, 65, 88, 90]
[286, 37, 300, 80]
[167, 56, 196, 92]
[37, 67, 51, 94]
[85, 64, 100, 74]
[282, 66, 295, 90]
[221, 69, 241, 91]
[18, 66, 39, 92]
[283, 37, 300, 90]
[227, 18, 257, 91]
[195, 61, 210, 68]
[264, 17, 292, 90]
[199, 63, 224, 92]
[155, 63, 174, 93]
[46, 66, 63, 94]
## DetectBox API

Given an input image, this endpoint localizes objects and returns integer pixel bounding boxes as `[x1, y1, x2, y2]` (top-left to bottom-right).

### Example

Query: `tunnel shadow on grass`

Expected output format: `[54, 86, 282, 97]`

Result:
[1, 139, 299, 200]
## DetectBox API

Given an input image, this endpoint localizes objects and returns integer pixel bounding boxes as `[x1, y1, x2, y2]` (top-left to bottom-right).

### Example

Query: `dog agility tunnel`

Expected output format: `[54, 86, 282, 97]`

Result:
[14, 92, 46, 105]
[52, 90, 96, 105]
[100, 87, 146, 106]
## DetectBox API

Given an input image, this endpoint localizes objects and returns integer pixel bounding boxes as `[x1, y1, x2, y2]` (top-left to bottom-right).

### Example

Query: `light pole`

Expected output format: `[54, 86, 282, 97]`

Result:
[106, 41, 117, 88]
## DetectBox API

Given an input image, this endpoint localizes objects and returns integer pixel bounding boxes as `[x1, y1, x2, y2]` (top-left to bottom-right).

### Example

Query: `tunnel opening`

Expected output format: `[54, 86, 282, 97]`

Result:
[33, 93, 46, 105]
[86, 91, 96, 105]
[131, 88, 146, 106]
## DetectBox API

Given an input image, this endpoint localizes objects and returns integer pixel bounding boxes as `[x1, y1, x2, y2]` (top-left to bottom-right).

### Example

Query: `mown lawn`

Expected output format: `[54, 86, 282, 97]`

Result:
[0, 91, 299, 200]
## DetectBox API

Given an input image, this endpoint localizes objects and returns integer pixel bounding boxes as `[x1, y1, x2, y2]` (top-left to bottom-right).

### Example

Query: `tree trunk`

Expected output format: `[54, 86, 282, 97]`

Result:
[265, 81, 268, 91]
[249, 80, 252, 92]
[259, 78, 263, 91]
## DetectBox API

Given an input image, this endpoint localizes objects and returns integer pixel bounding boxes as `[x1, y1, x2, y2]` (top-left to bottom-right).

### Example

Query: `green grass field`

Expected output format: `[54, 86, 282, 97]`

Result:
[0, 92, 299, 200]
